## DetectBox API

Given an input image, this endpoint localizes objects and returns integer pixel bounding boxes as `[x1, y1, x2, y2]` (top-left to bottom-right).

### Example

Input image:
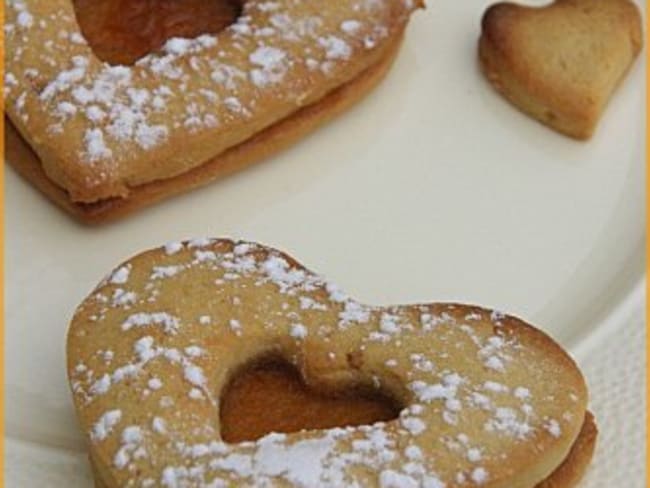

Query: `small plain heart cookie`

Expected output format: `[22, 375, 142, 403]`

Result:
[67, 239, 596, 487]
[479, 0, 642, 139]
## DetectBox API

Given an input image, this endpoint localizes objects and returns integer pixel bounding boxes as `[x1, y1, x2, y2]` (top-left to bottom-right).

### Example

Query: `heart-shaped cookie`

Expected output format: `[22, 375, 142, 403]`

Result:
[479, 0, 642, 139]
[67, 239, 596, 487]
[4, 0, 422, 223]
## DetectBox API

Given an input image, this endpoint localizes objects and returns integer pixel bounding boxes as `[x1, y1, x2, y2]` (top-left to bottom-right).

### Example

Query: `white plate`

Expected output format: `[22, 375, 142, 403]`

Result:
[6, 1, 645, 485]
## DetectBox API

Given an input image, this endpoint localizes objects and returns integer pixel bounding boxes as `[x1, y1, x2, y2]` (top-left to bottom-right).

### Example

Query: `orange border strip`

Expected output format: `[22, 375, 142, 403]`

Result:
[0, 0, 5, 483]
[1, 0, 6, 484]
[644, 0, 650, 485]
[1, 0, 5, 484]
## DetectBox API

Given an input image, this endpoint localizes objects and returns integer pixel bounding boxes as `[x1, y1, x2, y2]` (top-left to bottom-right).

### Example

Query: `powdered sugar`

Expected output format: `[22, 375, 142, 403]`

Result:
[6, 0, 421, 178]
[114, 426, 146, 470]
[319, 36, 352, 60]
[249, 46, 288, 87]
[183, 364, 206, 387]
[91, 409, 122, 442]
[545, 418, 562, 438]
[69, 239, 584, 487]
[289, 323, 308, 339]
[470, 467, 489, 484]
[164, 242, 184, 255]
[110, 265, 131, 284]
[84, 128, 112, 161]
[17, 10, 34, 29]
[122, 312, 180, 334]
[341, 20, 362, 34]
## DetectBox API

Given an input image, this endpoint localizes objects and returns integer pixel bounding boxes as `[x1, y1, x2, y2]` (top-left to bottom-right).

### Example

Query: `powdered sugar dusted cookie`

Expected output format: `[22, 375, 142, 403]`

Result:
[5, 0, 422, 222]
[67, 239, 596, 487]
[480, 0, 642, 139]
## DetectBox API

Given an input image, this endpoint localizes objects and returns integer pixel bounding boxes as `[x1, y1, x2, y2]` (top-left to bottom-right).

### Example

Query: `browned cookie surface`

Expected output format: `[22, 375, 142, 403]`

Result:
[5, 34, 402, 224]
[5, 0, 422, 203]
[89, 413, 597, 487]
[480, 0, 642, 139]
[68, 239, 594, 487]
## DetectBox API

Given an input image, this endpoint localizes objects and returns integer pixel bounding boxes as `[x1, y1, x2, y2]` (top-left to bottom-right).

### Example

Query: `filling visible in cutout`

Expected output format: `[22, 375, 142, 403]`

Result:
[220, 358, 402, 443]
[73, 0, 243, 65]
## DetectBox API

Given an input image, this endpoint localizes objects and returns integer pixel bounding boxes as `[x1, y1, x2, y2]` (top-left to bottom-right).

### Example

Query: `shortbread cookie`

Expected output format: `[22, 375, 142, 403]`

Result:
[67, 239, 596, 487]
[4, 0, 422, 221]
[4, 33, 402, 224]
[479, 0, 642, 139]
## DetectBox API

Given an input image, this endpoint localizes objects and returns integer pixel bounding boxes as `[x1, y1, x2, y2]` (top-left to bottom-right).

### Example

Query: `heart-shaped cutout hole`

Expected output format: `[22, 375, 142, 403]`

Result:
[220, 357, 402, 443]
[72, 0, 243, 65]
